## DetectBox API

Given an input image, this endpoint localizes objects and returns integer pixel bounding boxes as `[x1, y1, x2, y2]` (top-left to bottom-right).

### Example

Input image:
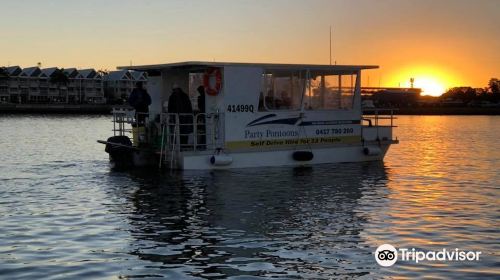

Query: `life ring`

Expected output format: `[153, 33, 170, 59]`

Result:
[203, 68, 222, 96]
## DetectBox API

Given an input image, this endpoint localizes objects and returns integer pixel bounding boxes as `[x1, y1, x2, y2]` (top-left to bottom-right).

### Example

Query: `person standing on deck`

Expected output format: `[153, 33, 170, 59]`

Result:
[167, 84, 193, 145]
[197, 85, 205, 113]
[128, 81, 151, 125]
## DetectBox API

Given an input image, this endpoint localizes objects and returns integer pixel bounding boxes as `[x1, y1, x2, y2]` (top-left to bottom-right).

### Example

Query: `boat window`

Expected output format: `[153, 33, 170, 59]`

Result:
[259, 71, 305, 111]
[305, 74, 357, 110]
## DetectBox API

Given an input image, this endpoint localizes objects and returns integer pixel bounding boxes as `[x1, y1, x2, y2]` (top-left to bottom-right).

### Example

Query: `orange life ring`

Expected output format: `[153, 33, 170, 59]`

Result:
[203, 68, 222, 96]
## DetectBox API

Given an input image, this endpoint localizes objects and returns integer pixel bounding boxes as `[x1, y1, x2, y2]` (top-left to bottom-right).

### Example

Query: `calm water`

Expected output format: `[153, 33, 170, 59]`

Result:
[0, 115, 499, 279]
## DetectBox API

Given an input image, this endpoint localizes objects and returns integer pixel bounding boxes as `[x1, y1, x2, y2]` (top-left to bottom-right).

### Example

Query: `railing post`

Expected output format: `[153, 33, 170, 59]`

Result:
[119, 113, 123, 136]
[390, 109, 394, 127]
[175, 114, 180, 152]
[214, 113, 219, 149]
[159, 120, 165, 169]
[113, 111, 116, 136]
[193, 113, 197, 151]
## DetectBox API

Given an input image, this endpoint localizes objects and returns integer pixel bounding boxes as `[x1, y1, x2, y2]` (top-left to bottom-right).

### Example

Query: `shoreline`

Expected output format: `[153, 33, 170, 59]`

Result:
[395, 107, 500, 115]
[1, 104, 499, 115]
[0, 104, 113, 114]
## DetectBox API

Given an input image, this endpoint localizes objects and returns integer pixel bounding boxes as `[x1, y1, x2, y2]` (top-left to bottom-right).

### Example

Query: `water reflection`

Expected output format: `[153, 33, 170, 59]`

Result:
[1, 115, 498, 279]
[119, 162, 390, 278]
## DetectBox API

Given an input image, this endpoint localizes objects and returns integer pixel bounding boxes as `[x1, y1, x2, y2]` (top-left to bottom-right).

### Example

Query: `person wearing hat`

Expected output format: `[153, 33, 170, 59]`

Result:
[167, 84, 193, 145]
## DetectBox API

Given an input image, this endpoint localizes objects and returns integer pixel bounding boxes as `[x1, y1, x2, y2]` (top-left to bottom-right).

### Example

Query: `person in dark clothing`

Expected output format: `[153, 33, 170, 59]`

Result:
[197, 85, 205, 113]
[128, 82, 152, 125]
[167, 85, 193, 114]
[167, 85, 193, 145]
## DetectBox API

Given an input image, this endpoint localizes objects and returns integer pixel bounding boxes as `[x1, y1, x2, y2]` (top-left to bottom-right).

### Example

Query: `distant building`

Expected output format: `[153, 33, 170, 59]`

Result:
[4, 66, 23, 102]
[0, 65, 146, 104]
[103, 70, 147, 103]
[79, 69, 105, 104]
[40, 67, 63, 103]
[20, 66, 42, 103]
[361, 87, 421, 108]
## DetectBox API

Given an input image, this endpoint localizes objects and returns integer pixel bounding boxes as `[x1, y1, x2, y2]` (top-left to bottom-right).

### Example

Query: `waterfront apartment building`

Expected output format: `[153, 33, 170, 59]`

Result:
[0, 65, 147, 104]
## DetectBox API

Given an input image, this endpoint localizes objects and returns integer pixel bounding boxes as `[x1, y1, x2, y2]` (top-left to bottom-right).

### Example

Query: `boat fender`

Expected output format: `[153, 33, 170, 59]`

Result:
[203, 68, 222, 96]
[210, 154, 233, 166]
[363, 146, 381, 156]
[292, 151, 314, 161]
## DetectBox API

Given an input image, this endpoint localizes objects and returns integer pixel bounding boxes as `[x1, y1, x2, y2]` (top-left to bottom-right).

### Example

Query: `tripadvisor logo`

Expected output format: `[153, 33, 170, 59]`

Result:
[375, 244, 398, 267]
[374, 244, 482, 267]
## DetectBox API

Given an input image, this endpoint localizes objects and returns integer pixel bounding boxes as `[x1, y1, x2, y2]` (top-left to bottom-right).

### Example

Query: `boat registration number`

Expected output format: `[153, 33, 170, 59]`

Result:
[227, 104, 255, 113]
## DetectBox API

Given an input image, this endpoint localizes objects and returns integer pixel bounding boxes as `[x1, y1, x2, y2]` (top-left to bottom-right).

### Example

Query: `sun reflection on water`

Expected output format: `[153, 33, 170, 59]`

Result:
[367, 116, 500, 276]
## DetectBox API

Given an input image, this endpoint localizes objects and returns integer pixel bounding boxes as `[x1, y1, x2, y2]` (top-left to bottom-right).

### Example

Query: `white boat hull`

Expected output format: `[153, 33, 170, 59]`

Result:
[179, 143, 392, 170]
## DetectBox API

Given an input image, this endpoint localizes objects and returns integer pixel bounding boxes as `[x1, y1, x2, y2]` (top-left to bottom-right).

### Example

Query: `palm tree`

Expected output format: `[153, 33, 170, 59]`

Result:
[49, 68, 69, 103]
[98, 69, 110, 103]
[97, 69, 109, 76]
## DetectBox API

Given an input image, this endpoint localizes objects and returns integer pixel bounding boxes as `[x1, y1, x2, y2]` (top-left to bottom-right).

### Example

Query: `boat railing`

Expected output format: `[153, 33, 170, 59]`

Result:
[362, 108, 397, 142]
[159, 112, 224, 153]
[111, 107, 149, 136]
[362, 108, 397, 127]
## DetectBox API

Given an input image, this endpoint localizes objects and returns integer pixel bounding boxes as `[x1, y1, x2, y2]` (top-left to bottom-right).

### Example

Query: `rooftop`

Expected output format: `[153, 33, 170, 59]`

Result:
[119, 61, 379, 72]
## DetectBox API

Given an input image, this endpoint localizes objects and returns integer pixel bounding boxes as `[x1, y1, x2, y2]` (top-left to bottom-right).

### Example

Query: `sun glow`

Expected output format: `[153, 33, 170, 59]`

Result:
[412, 77, 446, 97]
[386, 65, 461, 97]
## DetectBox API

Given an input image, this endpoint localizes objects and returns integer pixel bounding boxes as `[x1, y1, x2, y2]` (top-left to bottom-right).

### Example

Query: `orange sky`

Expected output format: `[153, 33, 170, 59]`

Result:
[0, 0, 498, 96]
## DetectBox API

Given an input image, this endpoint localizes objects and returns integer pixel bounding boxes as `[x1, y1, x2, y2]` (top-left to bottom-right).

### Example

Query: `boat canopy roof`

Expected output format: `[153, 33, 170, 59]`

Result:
[119, 61, 379, 74]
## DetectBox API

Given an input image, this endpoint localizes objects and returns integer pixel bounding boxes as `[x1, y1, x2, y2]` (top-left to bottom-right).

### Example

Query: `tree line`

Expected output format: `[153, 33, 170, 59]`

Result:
[441, 78, 500, 104]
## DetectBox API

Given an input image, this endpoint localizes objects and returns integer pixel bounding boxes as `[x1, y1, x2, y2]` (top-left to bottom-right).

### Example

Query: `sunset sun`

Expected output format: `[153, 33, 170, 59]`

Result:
[412, 77, 446, 97]
[387, 65, 461, 97]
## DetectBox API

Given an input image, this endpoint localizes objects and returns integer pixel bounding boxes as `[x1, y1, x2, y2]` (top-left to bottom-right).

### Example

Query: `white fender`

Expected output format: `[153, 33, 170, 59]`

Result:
[210, 154, 233, 166]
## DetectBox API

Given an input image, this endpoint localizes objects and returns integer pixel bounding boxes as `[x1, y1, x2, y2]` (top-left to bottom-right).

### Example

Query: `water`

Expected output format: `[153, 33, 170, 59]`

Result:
[0, 115, 499, 279]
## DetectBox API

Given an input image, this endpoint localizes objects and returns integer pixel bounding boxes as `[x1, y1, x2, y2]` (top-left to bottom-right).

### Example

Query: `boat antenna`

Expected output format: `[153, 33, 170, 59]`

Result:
[329, 26, 332, 65]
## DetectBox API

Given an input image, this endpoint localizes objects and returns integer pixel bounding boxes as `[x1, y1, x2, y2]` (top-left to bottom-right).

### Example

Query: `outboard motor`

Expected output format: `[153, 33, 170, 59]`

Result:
[105, 136, 134, 169]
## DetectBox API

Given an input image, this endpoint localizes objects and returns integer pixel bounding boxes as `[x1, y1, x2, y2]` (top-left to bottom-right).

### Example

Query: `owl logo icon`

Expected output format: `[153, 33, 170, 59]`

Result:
[375, 244, 398, 267]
